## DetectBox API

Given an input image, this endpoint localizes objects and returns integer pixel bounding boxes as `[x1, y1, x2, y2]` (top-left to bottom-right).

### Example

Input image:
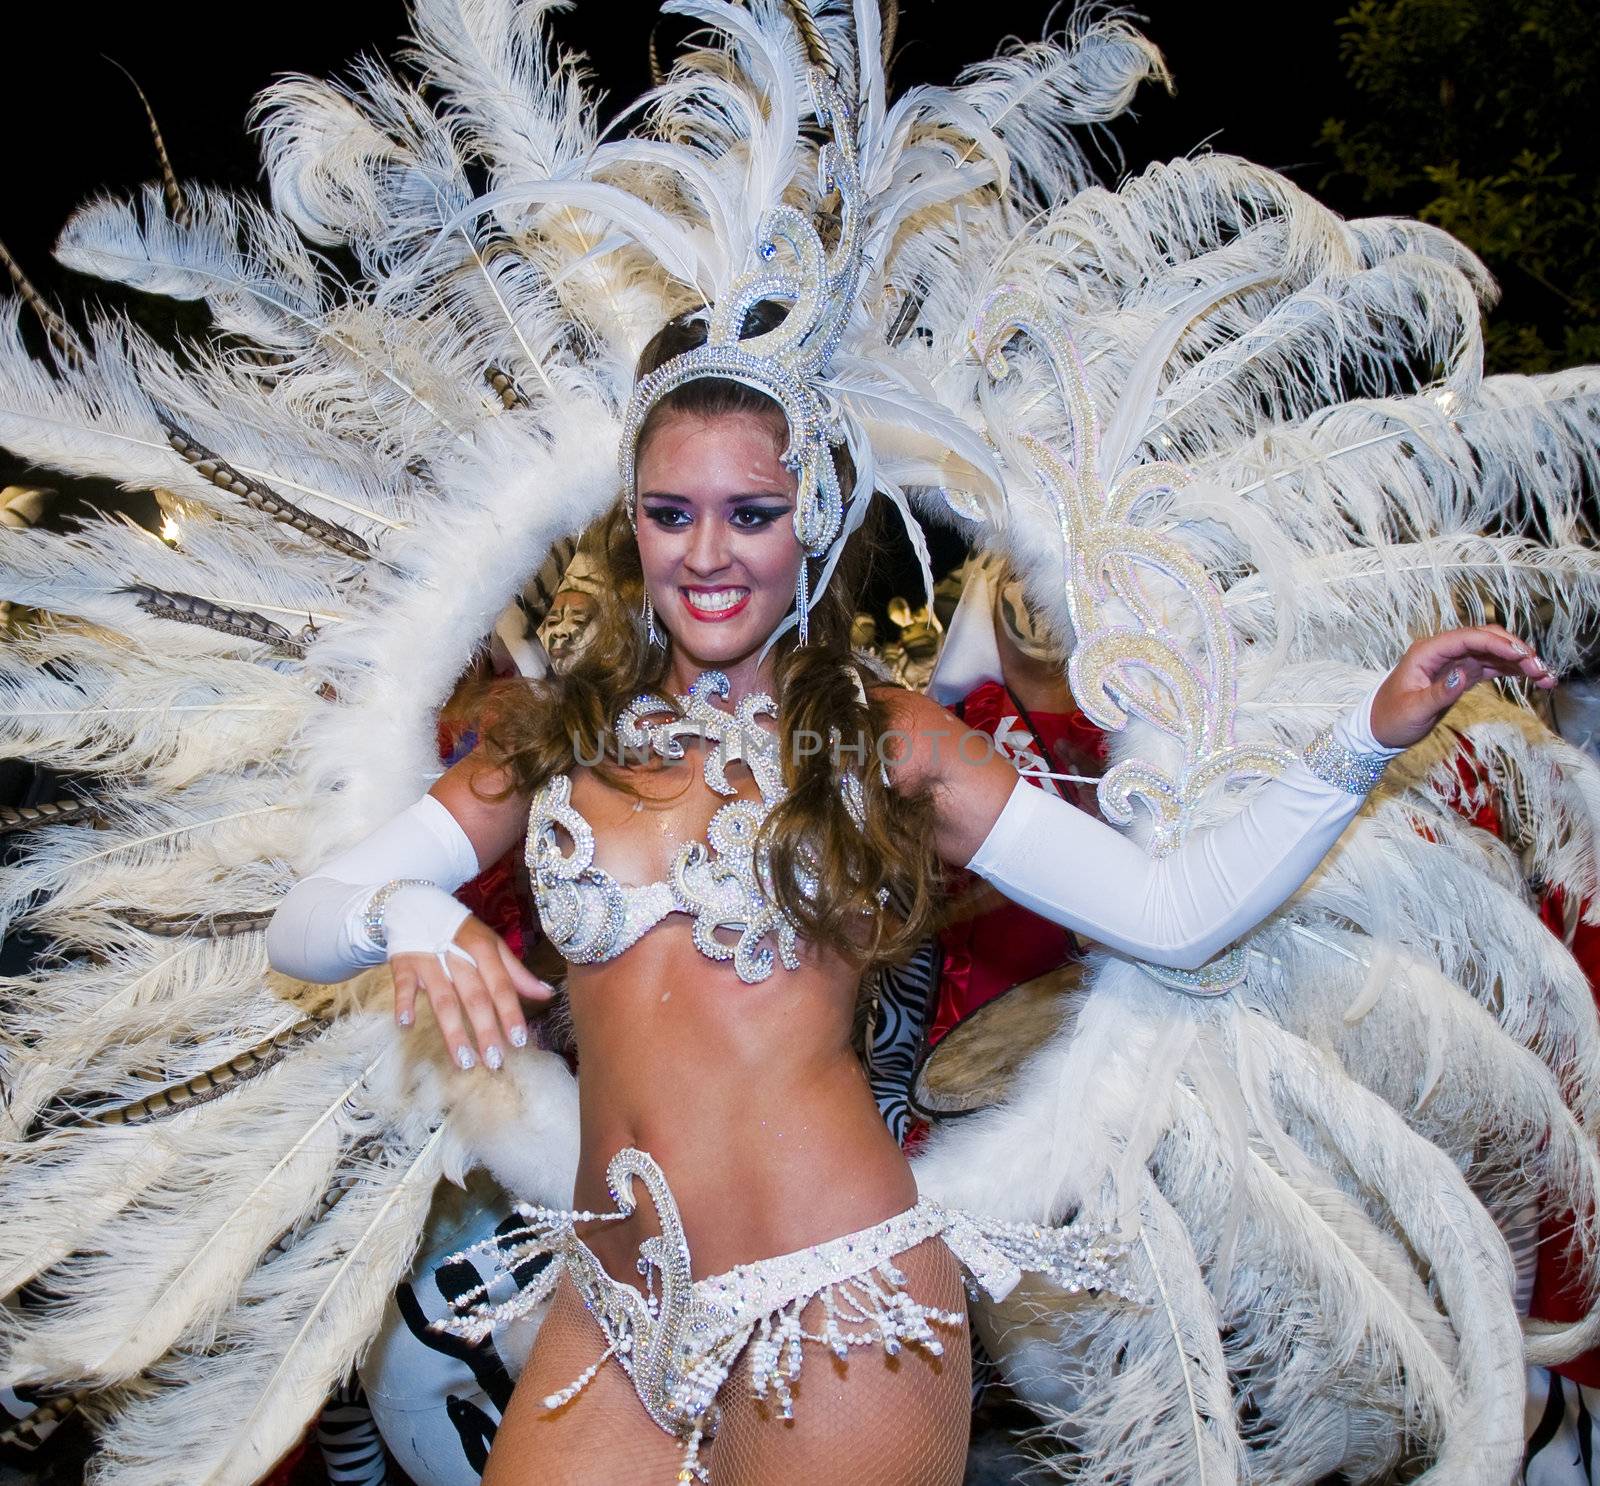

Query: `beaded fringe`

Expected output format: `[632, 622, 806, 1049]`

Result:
[432, 1205, 626, 1344]
[744, 1261, 964, 1417]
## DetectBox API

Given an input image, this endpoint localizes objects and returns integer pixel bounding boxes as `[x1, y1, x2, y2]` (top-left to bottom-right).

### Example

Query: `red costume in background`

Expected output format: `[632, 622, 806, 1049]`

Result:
[932, 680, 1107, 1046]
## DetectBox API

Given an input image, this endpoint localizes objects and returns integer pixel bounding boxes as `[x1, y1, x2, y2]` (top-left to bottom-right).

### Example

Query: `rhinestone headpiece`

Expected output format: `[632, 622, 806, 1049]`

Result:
[619, 67, 866, 641]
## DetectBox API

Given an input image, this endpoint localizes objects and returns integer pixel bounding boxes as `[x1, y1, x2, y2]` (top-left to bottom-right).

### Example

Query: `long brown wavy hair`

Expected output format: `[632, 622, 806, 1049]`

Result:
[471, 311, 946, 974]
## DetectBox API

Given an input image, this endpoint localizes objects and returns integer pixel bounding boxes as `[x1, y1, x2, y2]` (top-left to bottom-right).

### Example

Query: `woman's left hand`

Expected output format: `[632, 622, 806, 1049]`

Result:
[1369, 625, 1556, 749]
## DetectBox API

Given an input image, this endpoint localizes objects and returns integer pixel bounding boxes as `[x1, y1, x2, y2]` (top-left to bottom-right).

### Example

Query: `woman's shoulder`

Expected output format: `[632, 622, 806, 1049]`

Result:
[867, 679, 951, 725]
[866, 681, 964, 793]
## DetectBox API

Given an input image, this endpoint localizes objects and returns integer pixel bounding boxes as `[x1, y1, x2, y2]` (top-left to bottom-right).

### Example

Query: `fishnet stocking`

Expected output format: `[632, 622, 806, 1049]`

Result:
[481, 1272, 683, 1486]
[706, 1238, 973, 1486]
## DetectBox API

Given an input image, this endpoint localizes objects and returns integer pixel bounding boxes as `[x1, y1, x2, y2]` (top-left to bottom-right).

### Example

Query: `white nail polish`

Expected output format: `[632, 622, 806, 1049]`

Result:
[485, 1045, 504, 1071]
[457, 1046, 477, 1071]
[510, 1025, 529, 1049]
[397, 1009, 413, 1028]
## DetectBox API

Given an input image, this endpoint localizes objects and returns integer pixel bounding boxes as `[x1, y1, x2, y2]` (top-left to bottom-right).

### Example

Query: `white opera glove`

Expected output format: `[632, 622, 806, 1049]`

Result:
[265, 794, 482, 984]
[964, 685, 1402, 974]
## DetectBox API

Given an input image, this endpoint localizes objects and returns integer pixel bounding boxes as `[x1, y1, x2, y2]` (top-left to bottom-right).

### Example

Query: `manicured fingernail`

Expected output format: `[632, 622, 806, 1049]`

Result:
[397, 1009, 413, 1028]
[485, 1045, 503, 1071]
[510, 1025, 529, 1049]
[456, 1045, 477, 1071]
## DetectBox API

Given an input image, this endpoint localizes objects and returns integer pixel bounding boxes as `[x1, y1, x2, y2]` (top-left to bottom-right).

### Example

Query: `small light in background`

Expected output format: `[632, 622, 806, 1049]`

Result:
[160, 515, 181, 546]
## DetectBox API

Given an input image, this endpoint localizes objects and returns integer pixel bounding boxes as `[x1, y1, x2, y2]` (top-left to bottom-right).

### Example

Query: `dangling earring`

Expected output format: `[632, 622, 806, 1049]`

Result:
[795, 561, 811, 647]
[642, 591, 663, 647]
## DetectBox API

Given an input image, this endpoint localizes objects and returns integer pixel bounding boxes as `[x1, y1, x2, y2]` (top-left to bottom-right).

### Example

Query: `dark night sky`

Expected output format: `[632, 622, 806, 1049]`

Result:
[3, 1, 1359, 288]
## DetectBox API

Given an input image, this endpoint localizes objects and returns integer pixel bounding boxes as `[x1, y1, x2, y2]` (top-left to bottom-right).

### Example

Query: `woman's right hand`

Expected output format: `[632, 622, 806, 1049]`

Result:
[390, 915, 554, 1072]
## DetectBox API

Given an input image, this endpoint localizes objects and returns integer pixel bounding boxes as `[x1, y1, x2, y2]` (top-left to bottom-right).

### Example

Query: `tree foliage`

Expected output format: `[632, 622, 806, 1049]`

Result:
[1321, 0, 1599, 371]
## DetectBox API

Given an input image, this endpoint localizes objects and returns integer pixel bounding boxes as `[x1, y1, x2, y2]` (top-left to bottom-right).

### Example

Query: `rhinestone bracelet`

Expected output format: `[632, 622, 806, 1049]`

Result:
[361, 877, 436, 951]
[1303, 727, 1391, 795]
[1143, 944, 1249, 997]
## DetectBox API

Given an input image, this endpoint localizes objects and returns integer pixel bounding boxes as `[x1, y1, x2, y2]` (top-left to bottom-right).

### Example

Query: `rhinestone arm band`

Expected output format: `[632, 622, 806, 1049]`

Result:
[361, 878, 437, 951]
[1302, 728, 1392, 795]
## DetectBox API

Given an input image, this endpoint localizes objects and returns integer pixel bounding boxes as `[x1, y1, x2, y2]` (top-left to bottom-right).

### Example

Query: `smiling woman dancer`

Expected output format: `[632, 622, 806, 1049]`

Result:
[6, 0, 1600, 1480]
[264, 306, 1554, 1485]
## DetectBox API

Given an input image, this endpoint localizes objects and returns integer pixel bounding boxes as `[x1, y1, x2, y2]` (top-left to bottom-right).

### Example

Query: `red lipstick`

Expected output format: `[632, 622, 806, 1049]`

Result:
[678, 586, 752, 622]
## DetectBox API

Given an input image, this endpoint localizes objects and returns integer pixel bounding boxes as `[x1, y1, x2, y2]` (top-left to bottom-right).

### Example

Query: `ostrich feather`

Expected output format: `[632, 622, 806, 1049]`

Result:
[0, 1018, 392, 1384]
[1247, 1014, 1527, 1480]
[252, 57, 473, 272]
[1225, 538, 1600, 671]
[407, 0, 598, 197]
[0, 1133, 181, 1301]
[0, 942, 295, 1137]
[86, 1120, 453, 1486]
[0, 301, 177, 489]
[0, 515, 349, 648]
[1037, 155, 1365, 300]
[1250, 933, 1600, 1274]
[54, 175, 509, 459]
[0, 778, 303, 944]
[1202, 371, 1600, 548]
[288, 396, 620, 843]
[648, 0, 808, 259]
[1158, 1085, 1457, 1477]
[0, 632, 311, 787]
[997, 1179, 1249, 1486]
[0, 307, 421, 536]
[828, 359, 1005, 514]
[951, 11, 1171, 206]
[1143, 254, 1487, 461]
[55, 186, 328, 352]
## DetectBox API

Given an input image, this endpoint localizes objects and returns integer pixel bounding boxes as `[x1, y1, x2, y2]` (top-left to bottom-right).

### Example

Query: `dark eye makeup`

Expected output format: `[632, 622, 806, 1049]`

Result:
[730, 504, 791, 527]
[639, 499, 792, 529]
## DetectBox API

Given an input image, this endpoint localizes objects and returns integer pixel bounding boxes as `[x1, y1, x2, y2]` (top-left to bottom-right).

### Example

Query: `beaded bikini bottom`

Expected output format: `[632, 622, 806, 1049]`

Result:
[436, 1148, 1139, 1482]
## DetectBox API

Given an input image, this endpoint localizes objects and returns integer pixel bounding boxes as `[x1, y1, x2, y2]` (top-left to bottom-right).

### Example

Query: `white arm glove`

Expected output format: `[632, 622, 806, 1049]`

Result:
[265, 795, 483, 984]
[964, 689, 1402, 971]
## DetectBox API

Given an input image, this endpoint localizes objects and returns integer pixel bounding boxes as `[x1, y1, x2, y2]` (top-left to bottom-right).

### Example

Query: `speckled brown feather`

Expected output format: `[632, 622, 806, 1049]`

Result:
[155, 415, 371, 561]
[0, 236, 87, 369]
[123, 583, 311, 656]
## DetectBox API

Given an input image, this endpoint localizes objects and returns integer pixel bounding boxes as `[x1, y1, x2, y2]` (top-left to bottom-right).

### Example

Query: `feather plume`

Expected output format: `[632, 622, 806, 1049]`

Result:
[951, 10, 1171, 206]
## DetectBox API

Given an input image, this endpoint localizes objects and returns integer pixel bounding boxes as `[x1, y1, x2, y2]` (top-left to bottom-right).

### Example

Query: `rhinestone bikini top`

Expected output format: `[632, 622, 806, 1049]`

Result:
[526, 671, 824, 984]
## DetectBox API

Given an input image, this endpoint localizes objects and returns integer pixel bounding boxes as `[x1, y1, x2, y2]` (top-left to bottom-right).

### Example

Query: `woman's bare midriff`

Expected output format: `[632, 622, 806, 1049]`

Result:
[549, 750, 919, 1288]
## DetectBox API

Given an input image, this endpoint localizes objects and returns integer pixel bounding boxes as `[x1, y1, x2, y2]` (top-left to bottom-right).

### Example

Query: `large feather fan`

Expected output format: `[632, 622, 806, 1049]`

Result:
[1, 2, 1596, 1484]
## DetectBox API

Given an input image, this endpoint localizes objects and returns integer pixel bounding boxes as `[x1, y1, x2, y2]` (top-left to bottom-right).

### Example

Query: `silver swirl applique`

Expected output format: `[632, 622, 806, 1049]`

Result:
[673, 799, 802, 983]
[529, 670, 805, 984]
[525, 775, 631, 963]
[630, 673, 801, 984]
[617, 670, 786, 802]
[972, 289, 1295, 996]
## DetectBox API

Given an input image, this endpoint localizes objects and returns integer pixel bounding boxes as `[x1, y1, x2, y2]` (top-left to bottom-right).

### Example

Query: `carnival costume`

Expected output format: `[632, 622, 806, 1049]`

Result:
[3, 3, 1600, 1485]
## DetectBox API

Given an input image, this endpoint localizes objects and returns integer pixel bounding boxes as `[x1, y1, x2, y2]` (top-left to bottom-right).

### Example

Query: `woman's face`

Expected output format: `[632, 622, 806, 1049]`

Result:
[634, 408, 802, 681]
